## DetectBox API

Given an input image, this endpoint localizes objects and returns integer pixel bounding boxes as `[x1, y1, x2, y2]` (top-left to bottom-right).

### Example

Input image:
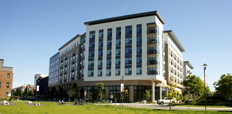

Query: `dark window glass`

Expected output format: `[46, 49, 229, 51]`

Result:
[125, 48, 132, 55]
[116, 27, 121, 37]
[89, 31, 95, 39]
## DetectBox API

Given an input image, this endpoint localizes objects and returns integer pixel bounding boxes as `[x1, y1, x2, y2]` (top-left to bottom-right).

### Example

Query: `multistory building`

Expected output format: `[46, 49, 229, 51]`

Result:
[34, 74, 47, 91]
[49, 10, 193, 102]
[48, 52, 59, 86]
[0, 59, 13, 98]
[163, 30, 185, 92]
[183, 61, 194, 80]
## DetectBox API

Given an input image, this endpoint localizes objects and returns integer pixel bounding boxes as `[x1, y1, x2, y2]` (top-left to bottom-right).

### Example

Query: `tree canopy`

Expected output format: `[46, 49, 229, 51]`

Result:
[72, 83, 78, 99]
[183, 75, 205, 100]
[213, 73, 232, 102]
[96, 83, 104, 101]
[166, 76, 178, 99]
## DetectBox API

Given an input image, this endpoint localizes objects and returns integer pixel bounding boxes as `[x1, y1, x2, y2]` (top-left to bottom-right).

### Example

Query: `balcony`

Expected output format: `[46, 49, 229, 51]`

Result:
[147, 29, 157, 34]
[147, 61, 157, 65]
[147, 50, 157, 54]
[147, 71, 157, 75]
[147, 40, 157, 44]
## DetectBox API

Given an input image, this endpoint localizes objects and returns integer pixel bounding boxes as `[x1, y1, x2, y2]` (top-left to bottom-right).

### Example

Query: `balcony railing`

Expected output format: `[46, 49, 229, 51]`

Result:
[147, 40, 157, 44]
[147, 29, 157, 34]
[147, 50, 157, 54]
[147, 61, 157, 65]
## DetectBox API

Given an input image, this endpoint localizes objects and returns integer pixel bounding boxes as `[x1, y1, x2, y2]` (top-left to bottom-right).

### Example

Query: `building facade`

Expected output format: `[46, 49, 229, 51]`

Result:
[34, 74, 47, 91]
[48, 52, 59, 86]
[49, 10, 193, 102]
[163, 30, 185, 93]
[36, 76, 49, 99]
[183, 61, 194, 80]
[0, 59, 13, 98]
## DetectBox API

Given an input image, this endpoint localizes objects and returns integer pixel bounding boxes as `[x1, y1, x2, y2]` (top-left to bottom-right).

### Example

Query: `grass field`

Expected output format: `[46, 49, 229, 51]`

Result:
[0, 101, 231, 114]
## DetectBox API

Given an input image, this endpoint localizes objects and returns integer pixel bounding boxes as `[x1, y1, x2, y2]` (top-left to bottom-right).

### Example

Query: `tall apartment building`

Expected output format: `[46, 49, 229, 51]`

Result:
[0, 59, 13, 98]
[163, 30, 185, 92]
[84, 11, 166, 102]
[58, 33, 85, 90]
[49, 10, 193, 102]
[34, 74, 47, 91]
[49, 52, 59, 86]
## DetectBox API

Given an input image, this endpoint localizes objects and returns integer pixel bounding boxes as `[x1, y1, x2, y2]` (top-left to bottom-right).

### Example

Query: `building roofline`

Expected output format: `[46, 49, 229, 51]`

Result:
[84, 10, 165, 25]
[164, 30, 185, 52]
[184, 61, 194, 69]
[59, 34, 82, 50]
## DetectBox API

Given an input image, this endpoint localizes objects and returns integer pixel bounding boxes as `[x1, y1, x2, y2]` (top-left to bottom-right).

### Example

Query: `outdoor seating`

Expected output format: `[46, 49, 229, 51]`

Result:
[59, 100, 65, 104]
[3, 100, 9, 105]
[34, 103, 40, 106]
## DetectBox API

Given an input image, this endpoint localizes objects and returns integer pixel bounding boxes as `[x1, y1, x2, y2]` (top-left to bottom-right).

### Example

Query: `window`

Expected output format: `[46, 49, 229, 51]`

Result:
[137, 57, 142, 65]
[116, 49, 121, 56]
[7, 73, 10, 78]
[98, 70, 102, 77]
[137, 24, 142, 34]
[137, 37, 142, 44]
[6, 82, 9, 88]
[116, 39, 121, 46]
[107, 40, 112, 47]
[0, 82, 1, 87]
[99, 30, 103, 39]
[116, 27, 121, 37]
[99, 41, 103, 48]
[125, 48, 132, 55]
[148, 57, 156, 65]
[147, 27, 156, 33]
[116, 59, 120, 66]
[125, 38, 132, 45]
[107, 59, 111, 67]
[88, 61, 94, 68]
[98, 51, 103, 58]
[137, 47, 142, 54]
[125, 58, 132, 66]
[125, 68, 132, 76]
[107, 29, 112, 38]
[89, 51, 94, 59]
[147, 67, 156, 75]
[88, 70, 94, 77]
[107, 50, 111, 57]
[89, 31, 95, 39]
[89, 42, 95, 49]
[115, 69, 120, 76]
[98, 60, 102, 67]
[125, 26, 132, 36]
[136, 67, 142, 75]
[106, 69, 111, 76]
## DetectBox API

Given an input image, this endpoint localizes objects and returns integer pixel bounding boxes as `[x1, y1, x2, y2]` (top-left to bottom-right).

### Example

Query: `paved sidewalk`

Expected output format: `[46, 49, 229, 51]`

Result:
[96, 103, 232, 111]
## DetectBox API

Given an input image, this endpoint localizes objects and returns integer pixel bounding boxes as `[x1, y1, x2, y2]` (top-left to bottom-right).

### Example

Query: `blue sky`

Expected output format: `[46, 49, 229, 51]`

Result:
[1, 0, 232, 91]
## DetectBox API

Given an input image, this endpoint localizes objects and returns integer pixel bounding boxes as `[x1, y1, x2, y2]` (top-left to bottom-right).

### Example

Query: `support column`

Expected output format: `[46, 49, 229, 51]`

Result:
[105, 86, 109, 100]
[130, 86, 134, 103]
[84, 86, 87, 102]
[160, 86, 162, 100]
[152, 80, 155, 102]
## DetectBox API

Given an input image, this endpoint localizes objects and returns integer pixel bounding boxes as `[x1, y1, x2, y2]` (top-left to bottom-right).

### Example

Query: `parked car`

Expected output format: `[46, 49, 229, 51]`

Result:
[157, 97, 177, 105]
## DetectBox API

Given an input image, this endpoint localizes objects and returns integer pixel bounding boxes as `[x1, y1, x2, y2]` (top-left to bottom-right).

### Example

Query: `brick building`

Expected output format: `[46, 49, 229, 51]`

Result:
[0, 59, 13, 98]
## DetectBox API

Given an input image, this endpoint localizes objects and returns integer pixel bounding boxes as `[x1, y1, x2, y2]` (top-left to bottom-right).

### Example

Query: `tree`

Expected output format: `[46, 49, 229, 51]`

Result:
[213, 73, 232, 102]
[121, 87, 129, 105]
[144, 90, 151, 101]
[72, 83, 78, 99]
[58, 85, 63, 100]
[183, 75, 204, 101]
[96, 83, 104, 101]
[166, 76, 178, 99]
[66, 89, 73, 102]
[51, 87, 56, 100]
[27, 90, 33, 96]
[46, 87, 51, 99]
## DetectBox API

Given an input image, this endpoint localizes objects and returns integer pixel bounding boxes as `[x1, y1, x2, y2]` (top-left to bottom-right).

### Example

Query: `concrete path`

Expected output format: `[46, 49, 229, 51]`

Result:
[96, 103, 232, 111]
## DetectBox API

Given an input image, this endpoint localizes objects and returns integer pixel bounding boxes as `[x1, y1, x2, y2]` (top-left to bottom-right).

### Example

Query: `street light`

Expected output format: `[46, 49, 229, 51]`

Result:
[120, 76, 124, 106]
[203, 63, 208, 110]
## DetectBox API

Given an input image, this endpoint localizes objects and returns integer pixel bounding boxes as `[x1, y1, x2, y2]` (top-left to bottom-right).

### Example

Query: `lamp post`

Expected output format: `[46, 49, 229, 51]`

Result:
[120, 76, 124, 106]
[203, 63, 208, 110]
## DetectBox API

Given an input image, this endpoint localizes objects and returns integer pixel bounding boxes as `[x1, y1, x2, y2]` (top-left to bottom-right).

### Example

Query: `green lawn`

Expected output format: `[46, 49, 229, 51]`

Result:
[173, 104, 232, 108]
[0, 101, 231, 114]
